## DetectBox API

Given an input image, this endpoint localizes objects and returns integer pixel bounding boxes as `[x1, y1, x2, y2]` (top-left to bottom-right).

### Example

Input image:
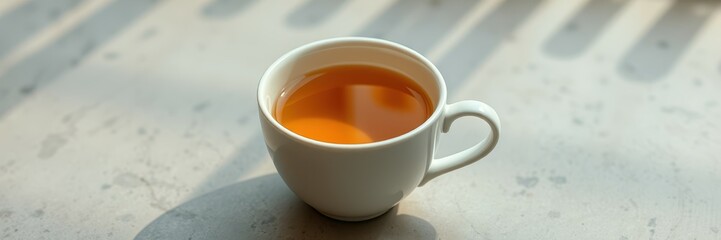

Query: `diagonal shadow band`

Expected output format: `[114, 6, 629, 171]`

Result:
[201, 0, 257, 19]
[0, 0, 158, 118]
[0, 0, 83, 59]
[285, 0, 351, 28]
[355, 0, 480, 55]
[618, 0, 719, 82]
[437, 0, 543, 93]
[544, 0, 628, 58]
[135, 174, 437, 240]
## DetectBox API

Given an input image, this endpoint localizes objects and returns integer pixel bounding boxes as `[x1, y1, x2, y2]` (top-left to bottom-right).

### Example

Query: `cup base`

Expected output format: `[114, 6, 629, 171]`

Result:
[316, 207, 393, 222]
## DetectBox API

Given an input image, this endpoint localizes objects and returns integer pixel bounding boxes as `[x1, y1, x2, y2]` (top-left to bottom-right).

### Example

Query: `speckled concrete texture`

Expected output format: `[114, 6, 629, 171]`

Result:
[0, 0, 720, 239]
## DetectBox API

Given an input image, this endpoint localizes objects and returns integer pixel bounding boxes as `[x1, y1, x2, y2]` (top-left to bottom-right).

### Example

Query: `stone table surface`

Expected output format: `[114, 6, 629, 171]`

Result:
[1, 0, 720, 239]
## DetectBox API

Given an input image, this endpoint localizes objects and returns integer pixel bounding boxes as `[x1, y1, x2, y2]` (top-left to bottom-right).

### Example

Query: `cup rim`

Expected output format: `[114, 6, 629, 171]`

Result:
[257, 37, 448, 150]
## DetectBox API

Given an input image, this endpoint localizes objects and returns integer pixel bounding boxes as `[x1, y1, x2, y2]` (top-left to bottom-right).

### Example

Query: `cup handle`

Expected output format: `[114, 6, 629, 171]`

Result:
[419, 100, 501, 186]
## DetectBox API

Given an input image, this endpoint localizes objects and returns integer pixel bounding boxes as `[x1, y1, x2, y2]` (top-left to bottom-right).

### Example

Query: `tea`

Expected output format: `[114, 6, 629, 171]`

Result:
[274, 64, 433, 144]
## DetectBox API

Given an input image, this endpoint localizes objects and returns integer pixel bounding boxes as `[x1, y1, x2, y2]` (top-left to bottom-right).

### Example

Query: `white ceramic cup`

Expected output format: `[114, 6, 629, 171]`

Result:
[258, 37, 500, 221]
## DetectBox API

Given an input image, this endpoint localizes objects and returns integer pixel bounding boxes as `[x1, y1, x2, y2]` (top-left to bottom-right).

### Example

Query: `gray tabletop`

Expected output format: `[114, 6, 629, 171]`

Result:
[1, 0, 720, 239]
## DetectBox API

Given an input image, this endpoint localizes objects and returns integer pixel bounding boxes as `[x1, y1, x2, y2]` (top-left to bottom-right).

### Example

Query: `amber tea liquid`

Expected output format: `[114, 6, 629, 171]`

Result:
[274, 64, 433, 144]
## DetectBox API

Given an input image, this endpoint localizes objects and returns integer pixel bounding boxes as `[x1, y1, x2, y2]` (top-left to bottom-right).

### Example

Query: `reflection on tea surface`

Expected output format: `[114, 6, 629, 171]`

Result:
[275, 64, 433, 144]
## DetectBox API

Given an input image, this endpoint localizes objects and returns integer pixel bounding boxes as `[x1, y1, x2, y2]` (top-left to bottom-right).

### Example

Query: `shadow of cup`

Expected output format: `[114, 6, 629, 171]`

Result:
[135, 174, 437, 239]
